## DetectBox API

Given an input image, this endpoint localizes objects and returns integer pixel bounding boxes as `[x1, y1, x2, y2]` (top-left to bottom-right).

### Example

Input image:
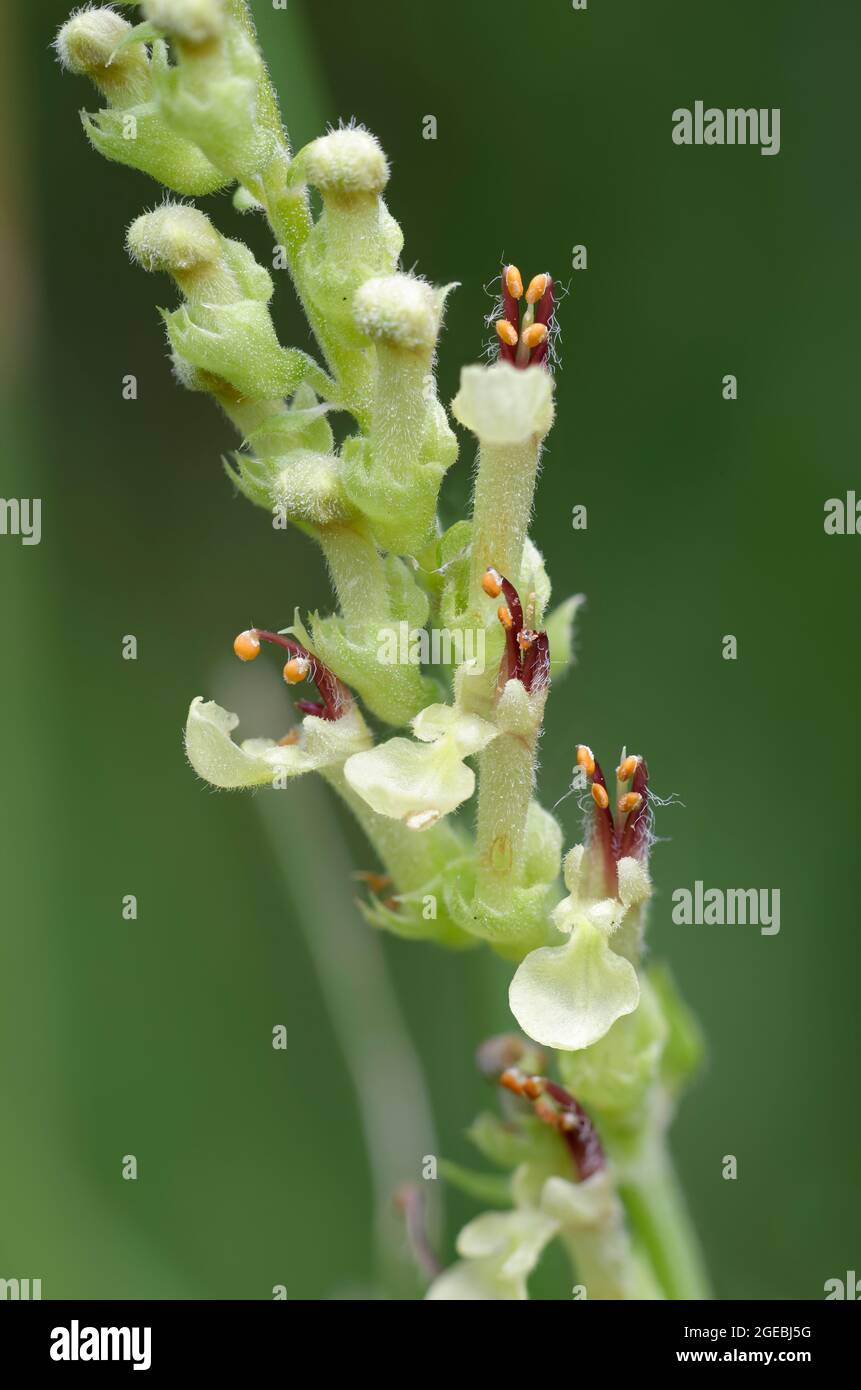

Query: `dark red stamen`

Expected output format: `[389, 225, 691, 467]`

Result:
[498, 574, 523, 630]
[521, 630, 550, 693]
[252, 629, 352, 721]
[495, 267, 555, 369]
[542, 1080, 605, 1181]
[618, 757, 650, 860]
[295, 699, 326, 718]
[497, 573, 525, 683]
[499, 264, 519, 364]
[530, 277, 554, 367]
[590, 757, 619, 894]
[493, 572, 552, 691]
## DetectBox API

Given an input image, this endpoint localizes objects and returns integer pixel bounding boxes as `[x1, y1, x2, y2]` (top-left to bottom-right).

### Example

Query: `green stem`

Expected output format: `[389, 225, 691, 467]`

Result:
[318, 521, 389, 632]
[469, 439, 540, 614]
[618, 1139, 711, 1300]
[474, 727, 537, 910]
[369, 348, 429, 480]
[561, 1226, 664, 1301]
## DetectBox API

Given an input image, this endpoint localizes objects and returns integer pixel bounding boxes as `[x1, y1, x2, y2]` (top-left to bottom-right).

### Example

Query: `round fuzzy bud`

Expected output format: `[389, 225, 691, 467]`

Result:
[300, 128, 389, 197]
[353, 275, 444, 352]
[141, 0, 227, 44]
[126, 204, 221, 276]
[54, 8, 148, 99]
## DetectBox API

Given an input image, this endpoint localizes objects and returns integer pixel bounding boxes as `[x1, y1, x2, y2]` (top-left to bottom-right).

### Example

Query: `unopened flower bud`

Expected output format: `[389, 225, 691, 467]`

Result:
[144, 3, 271, 182]
[126, 203, 221, 277]
[56, 10, 225, 195]
[354, 274, 445, 354]
[127, 204, 303, 400]
[296, 128, 390, 200]
[54, 8, 149, 103]
[141, 0, 227, 46]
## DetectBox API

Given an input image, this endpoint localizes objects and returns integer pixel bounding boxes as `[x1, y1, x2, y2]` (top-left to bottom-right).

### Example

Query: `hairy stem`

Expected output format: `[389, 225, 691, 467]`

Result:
[469, 439, 540, 616]
[318, 522, 389, 631]
[474, 727, 537, 910]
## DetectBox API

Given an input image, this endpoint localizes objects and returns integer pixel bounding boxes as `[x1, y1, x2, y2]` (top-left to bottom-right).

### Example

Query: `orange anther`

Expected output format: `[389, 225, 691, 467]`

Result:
[498, 604, 513, 630]
[233, 629, 260, 661]
[591, 782, 610, 811]
[505, 264, 524, 299]
[355, 871, 392, 894]
[617, 755, 640, 781]
[522, 1075, 545, 1100]
[517, 629, 536, 650]
[521, 322, 548, 349]
[500, 1068, 525, 1096]
[277, 729, 300, 746]
[619, 792, 643, 815]
[495, 319, 518, 347]
[535, 1098, 561, 1129]
[283, 656, 311, 684]
[525, 272, 549, 304]
[482, 566, 503, 598]
[576, 744, 596, 777]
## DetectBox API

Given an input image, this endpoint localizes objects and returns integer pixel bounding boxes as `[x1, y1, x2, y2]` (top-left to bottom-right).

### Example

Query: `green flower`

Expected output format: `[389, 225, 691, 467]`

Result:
[343, 701, 497, 830]
[452, 360, 554, 446]
[185, 698, 371, 790]
[426, 1207, 558, 1301]
[509, 748, 655, 1050]
[508, 845, 649, 1051]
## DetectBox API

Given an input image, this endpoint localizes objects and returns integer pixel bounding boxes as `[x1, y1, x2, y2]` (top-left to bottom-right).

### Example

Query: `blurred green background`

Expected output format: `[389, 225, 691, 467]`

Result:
[1, 0, 858, 1299]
